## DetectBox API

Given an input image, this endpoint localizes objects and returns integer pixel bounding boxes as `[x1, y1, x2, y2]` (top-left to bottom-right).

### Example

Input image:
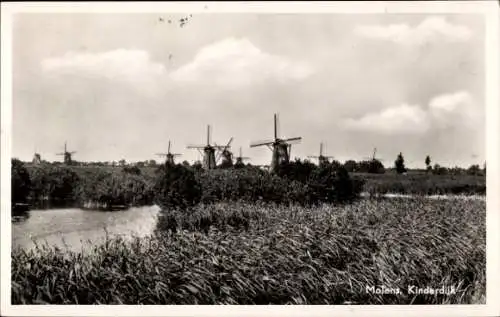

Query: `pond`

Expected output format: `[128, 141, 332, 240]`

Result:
[12, 205, 161, 253]
[11, 193, 486, 253]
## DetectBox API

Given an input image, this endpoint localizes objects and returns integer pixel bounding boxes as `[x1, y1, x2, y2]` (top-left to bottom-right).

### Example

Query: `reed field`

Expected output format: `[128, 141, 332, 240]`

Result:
[11, 197, 485, 305]
[11, 160, 487, 305]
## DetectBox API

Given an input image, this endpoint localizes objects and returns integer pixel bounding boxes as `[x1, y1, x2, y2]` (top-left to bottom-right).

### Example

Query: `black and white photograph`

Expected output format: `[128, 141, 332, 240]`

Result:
[1, 1, 499, 316]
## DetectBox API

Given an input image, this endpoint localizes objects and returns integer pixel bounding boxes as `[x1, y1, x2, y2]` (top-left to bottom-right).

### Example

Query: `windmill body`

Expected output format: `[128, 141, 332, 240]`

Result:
[220, 149, 233, 167]
[215, 137, 234, 168]
[187, 125, 221, 170]
[308, 142, 333, 167]
[156, 140, 181, 165]
[250, 114, 301, 173]
[56, 142, 76, 165]
[235, 147, 250, 165]
[203, 147, 217, 169]
[32, 153, 42, 164]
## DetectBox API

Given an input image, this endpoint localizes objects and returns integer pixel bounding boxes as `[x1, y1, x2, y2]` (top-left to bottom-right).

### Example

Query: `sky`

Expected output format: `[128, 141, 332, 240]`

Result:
[11, 13, 485, 168]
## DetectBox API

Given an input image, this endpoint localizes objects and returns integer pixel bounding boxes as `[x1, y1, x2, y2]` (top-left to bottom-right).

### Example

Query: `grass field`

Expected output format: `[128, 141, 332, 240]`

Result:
[354, 172, 486, 196]
[11, 197, 486, 305]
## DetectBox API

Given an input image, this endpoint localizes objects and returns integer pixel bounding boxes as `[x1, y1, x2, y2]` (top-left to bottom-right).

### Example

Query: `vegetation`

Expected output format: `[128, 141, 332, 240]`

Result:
[194, 162, 364, 207]
[154, 163, 202, 210]
[10, 154, 487, 305]
[12, 198, 485, 304]
[425, 155, 431, 172]
[11, 159, 31, 204]
[359, 172, 485, 197]
[344, 159, 385, 174]
[395, 152, 407, 174]
[12, 158, 487, 213]
[19, 163, 155, 210]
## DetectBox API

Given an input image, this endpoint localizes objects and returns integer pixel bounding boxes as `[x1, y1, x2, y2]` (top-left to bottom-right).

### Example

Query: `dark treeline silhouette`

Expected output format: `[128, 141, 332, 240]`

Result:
[12, 153, 486, 216]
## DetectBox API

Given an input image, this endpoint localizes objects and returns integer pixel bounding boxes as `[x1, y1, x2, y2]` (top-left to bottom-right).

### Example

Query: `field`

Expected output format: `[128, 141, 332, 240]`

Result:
[11, 197, 486, 305]
[356, 172, 486, 196]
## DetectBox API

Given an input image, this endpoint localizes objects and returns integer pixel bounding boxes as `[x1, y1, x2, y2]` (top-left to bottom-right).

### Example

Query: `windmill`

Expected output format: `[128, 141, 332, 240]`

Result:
[362, 147, 385, 173]
[215, 137, 234, 168]
[187, 125, 220, 170]
[32, 146, 42, 164]
[250, 113, 302, 173]
[56, 142, 76, 165]
[364, 147, 384, 162]
[235, 147, 250, 165]
[156, 140, 181, 165]
[308, 142, 333, 167]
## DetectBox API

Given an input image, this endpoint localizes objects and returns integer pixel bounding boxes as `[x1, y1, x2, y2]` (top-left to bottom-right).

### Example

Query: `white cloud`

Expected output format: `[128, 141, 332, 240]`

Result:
[41, 49, 166, 85]
[354, 16, 472, 46]
[428, 91, 480, 129]
[169, 37, 314, 87]
[342, 91, 480, 135]
[342, 104, 430, 135]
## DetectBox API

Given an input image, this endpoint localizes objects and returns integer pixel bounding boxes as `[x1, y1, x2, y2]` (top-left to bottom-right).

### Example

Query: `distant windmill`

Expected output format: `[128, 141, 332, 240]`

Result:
[32, 146, 42, 164]
[364, 147, 384, 162]
[156, 140, 181, 165]
[308, 142, 333, 167]
[56, 142, 76, 165]
[32, 153, 42, 165]
[187, 125, 220, 170]
[250, 113, 302, 173]
[235, 147, 250, 165]
[215, 137, 234, 167]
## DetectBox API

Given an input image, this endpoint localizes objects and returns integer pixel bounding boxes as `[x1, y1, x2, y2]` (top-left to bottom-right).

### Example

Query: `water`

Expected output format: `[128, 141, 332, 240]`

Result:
[11, 194, 485, 253]
[12, 205, 161, 253]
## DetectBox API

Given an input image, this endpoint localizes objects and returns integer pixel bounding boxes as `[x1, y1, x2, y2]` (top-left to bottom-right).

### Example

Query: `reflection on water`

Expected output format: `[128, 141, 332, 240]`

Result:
[12, 205, 161, 253]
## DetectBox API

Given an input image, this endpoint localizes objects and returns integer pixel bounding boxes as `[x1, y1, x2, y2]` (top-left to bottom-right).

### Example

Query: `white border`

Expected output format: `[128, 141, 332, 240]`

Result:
[1, 1, 499, 317]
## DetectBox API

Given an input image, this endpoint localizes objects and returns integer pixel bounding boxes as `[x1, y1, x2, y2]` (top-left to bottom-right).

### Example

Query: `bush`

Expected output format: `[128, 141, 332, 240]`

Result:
[44, 166, 80, 202]
[12, 159, 31, 203]
[197, 164, 363, 206]
[75, 169, 155, 208]
[154, 163, 202, 210]
[309, 165, 364, 203]
[275, 159, 317, 184]
[356, 160, 385, 174]
[123, 165, 141, 175]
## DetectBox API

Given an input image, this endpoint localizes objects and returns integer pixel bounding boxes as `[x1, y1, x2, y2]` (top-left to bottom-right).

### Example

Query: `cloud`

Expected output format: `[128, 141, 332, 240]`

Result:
[354, 16, 472, 46]
[428, 91, 480, 129]
[41, 49, 167, 86]
[169, 37, 314, 87]
[342, 91, 479, 135]
[342, 104, 430, 135]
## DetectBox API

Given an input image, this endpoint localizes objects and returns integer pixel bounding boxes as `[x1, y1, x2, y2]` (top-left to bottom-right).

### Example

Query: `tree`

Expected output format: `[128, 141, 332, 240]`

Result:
[425, 155, 431, 171]
[148, 160, 157, 167]
[467, 164, 481, 176]
[123, 165, 141, 175]
[11, 159, 31, 203]
[192, 161, 203, 171]
[119, 159, 126, 167]
[368, 159, 385, 174]
[395, 152, 407, 174]
[343, 160, 358, 173]
[432, 163, 448, 175]
[154, 163, 201, 210]
[136, 161, 145, 168]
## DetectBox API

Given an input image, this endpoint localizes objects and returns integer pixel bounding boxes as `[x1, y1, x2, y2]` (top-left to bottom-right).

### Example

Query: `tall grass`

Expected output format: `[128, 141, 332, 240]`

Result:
[12, 198, 485, 304]
[358, 172, 486, 196]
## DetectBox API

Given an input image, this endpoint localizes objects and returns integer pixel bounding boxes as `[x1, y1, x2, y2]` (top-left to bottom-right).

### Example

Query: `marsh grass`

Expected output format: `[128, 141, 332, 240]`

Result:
[358, 173, 486, 196]
[12, 197, 485, 305]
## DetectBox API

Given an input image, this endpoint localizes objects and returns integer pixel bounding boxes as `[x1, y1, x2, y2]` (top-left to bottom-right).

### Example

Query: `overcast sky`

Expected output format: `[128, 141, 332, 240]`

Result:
[11, 13, 485, 168]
